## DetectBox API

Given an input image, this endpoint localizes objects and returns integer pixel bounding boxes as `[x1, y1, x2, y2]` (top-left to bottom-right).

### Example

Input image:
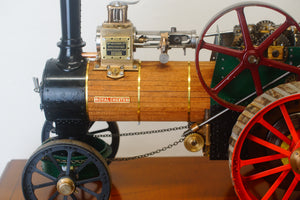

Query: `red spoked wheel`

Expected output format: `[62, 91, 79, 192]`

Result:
[195, 2, 300, 112]
[229, 81, 300, 199]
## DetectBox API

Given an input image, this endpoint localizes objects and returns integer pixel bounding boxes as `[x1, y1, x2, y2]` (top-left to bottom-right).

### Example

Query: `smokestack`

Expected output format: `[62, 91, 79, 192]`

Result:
[57, 0, 85, 71]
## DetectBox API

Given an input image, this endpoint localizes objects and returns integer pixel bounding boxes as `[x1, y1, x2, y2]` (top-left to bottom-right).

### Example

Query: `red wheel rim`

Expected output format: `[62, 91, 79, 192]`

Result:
[231, 93, 300, 199]
[195, 2, 300, 112]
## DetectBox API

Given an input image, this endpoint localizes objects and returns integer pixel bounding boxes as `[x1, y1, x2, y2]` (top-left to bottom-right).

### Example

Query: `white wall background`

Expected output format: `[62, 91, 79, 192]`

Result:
[0, 0, 300, 176]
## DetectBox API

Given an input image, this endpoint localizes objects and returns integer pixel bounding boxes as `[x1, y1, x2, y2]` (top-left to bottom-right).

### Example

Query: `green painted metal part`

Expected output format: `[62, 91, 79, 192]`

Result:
[210, 47, 300, 107]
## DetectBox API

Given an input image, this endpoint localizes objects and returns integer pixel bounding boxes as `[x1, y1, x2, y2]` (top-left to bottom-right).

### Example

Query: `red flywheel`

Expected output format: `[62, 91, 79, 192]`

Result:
[195, 2, 300, 112]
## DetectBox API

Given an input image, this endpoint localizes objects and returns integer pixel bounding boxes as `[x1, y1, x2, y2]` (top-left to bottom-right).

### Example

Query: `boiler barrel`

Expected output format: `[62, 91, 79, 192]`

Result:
[86, 61, 214, 122]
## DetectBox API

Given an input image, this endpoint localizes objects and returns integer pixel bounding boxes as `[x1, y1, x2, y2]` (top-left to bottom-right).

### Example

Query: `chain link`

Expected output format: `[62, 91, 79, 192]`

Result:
[106, 137, 185, 162]
[91, 125, 188, 138]
[88, 124, 189, 162]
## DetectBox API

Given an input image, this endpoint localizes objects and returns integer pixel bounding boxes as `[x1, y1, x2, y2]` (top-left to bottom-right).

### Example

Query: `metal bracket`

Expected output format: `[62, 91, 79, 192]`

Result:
[94, 60, 139, 79]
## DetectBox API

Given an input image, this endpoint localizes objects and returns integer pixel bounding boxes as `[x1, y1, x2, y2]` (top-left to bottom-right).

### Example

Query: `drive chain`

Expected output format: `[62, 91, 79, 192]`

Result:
[92, 125, 188, 138]
[91, 125, 188, 162]
[106, 137, 185, 162]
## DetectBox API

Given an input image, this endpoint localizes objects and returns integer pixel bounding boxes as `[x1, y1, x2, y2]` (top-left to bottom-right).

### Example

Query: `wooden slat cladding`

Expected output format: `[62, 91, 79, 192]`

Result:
[87, 61, 214, 121]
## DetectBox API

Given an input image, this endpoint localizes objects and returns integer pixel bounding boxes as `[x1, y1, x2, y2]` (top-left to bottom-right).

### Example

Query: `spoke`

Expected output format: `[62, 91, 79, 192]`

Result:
[89, 128, 109, 134]
[212, 62, 245, 94]
[75, 157, 92, 174]
[262, 170, 290, 200]
[247, 134, 291, 156]
[258, 118, 292, 145]
[249, 67, 263, 95]
[77, 176, 101, 185]
[78, 185, 98, 198]
[282, 177, 299, 200]
[66, 150, 73, 176]
[47, 153, 62, 173]
[33, 181, 56, 190]
[280, 104, 300, 142]
[260, 58, 300, 75]
[202, 41, 243, 58]
[49, 191, 59, 200]
[35, 168, 57, 181]
[258, 20, 291, 53]
[241, 154, 287, 167]
[236, 8, 253, 50]
[243, 164, 291, 181]
[71, 194, 77, 200]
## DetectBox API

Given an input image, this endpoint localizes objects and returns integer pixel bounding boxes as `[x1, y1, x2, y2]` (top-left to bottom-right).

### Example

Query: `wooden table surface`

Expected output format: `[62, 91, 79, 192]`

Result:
[0, 157, 238, 200]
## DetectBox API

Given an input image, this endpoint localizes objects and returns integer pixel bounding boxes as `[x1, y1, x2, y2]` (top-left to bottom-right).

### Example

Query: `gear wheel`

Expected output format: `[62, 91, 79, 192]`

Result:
[232, 34, 258, 48]
[257, 31, 290, 60]
[256, 20, 276, 35]
[232, 24, 257, 48]
[257, 31, 291, 46]
[283, 29, 296, 46]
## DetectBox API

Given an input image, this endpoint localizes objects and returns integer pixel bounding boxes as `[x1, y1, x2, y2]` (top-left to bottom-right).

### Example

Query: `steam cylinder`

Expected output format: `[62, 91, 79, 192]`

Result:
[86, 61, 214, 122]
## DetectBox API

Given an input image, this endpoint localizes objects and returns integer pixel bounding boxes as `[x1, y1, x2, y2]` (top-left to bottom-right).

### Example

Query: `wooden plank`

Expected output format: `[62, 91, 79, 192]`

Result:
[0, 160, 25, 200]
[0, 157, 238, 200]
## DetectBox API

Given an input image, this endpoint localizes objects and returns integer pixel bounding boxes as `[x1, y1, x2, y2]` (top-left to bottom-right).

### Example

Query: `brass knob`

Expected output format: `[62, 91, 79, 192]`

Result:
[57, 177, 75, 196]
[184, 133, 204, 152]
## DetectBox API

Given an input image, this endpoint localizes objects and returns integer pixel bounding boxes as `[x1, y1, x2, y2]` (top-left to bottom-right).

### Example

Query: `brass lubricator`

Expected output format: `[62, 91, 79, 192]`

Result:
[184, 109, 211, 155]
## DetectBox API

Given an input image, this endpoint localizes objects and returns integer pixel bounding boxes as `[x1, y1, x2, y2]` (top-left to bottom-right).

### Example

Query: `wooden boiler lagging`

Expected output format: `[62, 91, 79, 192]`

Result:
[86, 61, 214, 122]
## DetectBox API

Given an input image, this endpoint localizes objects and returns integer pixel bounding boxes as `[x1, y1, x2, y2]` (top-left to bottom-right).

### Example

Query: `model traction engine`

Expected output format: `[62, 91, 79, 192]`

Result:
[22, 0, 300, 199]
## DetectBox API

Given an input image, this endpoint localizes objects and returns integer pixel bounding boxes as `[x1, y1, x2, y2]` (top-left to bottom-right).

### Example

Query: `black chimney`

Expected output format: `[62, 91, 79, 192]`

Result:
[57, 0, 85, 71]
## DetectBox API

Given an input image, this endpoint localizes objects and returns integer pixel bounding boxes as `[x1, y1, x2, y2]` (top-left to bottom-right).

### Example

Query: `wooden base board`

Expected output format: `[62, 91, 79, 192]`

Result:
[0, 157, 238, 200]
